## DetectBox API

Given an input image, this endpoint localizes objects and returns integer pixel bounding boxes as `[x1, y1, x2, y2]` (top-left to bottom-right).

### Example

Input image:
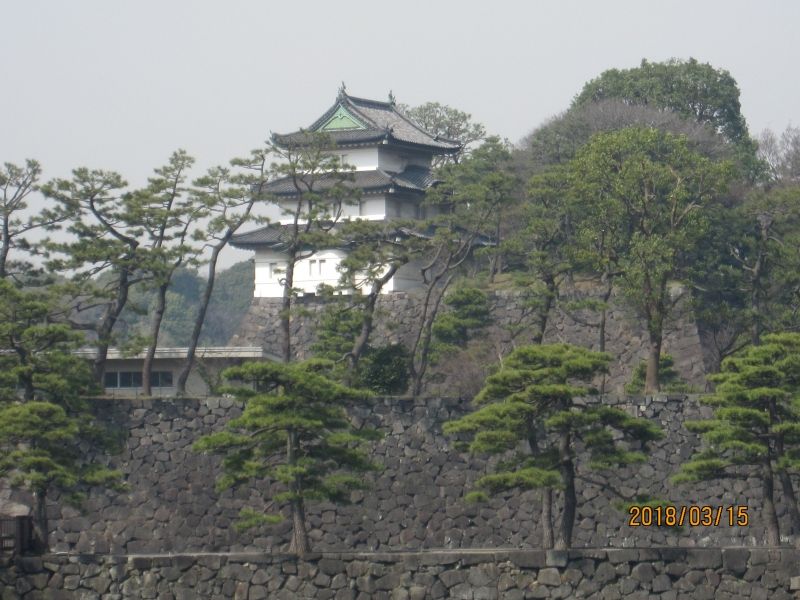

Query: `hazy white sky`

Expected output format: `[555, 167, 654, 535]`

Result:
[3, 0, 799, 268]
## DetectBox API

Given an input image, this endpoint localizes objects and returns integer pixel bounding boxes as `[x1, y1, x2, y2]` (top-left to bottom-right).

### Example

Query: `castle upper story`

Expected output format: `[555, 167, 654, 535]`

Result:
[231, 89, 462, 297]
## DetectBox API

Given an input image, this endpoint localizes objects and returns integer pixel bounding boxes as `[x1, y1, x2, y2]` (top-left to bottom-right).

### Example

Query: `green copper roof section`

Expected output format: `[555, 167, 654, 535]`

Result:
[317, 104, 368, 131]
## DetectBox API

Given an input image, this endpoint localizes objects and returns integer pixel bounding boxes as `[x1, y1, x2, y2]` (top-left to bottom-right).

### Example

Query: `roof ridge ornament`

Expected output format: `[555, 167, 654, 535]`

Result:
[388, 90, 396, 106]
[338, 81, 347, 100]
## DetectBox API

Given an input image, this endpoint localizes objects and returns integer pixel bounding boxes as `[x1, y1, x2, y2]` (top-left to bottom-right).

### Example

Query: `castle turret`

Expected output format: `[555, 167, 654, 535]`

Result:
[231, 90, 461, 297]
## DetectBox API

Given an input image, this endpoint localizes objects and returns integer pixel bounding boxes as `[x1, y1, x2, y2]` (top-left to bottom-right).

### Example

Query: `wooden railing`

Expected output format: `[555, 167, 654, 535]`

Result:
[0, 516, 34, 554]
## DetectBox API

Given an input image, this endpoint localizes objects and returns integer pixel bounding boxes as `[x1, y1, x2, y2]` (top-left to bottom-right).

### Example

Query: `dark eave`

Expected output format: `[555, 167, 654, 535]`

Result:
[231, 221, 494, 251]
[262, 166, 436, 198]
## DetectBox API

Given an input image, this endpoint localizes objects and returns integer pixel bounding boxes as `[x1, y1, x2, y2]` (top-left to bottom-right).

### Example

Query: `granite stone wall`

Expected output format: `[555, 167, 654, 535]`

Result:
[11, 394, 795, 556]
[228, 287, 711, 395]
[3, 548, 800, 599]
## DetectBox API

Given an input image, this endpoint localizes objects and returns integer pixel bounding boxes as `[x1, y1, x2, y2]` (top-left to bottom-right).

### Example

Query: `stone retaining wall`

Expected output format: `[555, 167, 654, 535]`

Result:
[229, 287, 711, 394]
[3, 548, 800, 599]
[8, 394, 795, 555]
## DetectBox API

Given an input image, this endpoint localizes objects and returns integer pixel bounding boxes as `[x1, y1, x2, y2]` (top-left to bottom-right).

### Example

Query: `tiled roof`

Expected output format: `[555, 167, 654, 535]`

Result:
[230, 223, 298, 249]
[273, 92, 462, 154]
[231, 222, 494, 250]
[231, 222, 420, 250]
[264, 167, 435, 197]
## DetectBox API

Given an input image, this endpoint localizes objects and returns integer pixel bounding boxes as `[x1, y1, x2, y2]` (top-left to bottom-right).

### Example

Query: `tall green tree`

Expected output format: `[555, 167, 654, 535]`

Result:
[573, 58, 760, 180]
[729, 185, 800, 345]
[675, 333, 800, 544]
[176, 148, 271, 394]
[193, 360, 379, 556]
[570, 127, 732, 392]
[445, 343, 661, 549]
[505, 165, 574, 346]
[133, 150, 204, 395]
[574, 58, 750, 145]
[331, 218, 415, 377]
[0, 280, 121, 551]
[398, 101, 485, 166]
[1, 160, 69, 281]
[42, 168, 141, 382]
[267, 132, 358, 362]
[408, 143, 510, 396]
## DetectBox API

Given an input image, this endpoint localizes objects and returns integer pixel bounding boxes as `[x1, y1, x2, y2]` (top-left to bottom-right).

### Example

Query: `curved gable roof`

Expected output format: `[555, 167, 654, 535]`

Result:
[273, 91, 462, 154]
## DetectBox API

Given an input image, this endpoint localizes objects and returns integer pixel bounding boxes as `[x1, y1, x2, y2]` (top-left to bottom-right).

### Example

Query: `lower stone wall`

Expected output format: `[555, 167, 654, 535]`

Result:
[3, 549, 800, 599]
[8, 394, 796, 555]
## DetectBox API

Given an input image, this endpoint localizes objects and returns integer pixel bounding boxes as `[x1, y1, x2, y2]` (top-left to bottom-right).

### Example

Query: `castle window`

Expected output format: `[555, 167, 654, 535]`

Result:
[268, 262, 278, 279]
[104, 371, 173, 389]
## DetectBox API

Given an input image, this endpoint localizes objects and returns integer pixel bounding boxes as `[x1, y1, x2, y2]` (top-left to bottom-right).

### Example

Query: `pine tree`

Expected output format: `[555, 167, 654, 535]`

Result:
[0, 281, 122, 551]
[445, 343, 662, 549]
[193, 360, 380, 556]
[674, 332, 800, 544]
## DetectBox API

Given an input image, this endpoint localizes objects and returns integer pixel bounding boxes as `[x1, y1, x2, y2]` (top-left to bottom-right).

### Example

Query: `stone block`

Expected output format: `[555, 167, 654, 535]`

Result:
[545, 550, 568, 567]
[685, 549, 721, 569]
[721, 548, 749, 575]
[318, 558, 346, 576]
[507, 550, 547, 568]
[631, 562, 655, 583]
[537, 568, 562, 587]
[440, 569, 467, 588]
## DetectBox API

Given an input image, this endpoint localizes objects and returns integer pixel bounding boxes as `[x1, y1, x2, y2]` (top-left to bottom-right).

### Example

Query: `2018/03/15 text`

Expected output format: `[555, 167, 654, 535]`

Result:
[627, 505, 749, 527]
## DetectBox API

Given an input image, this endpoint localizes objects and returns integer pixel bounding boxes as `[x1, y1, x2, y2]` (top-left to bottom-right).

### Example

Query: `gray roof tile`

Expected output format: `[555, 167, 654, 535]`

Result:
[264, 167, 434, 197]
[274, 92, 462, 153]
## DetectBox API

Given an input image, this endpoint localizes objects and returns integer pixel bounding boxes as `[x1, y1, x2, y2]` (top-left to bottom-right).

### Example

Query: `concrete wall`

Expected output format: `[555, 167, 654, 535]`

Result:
[3, 548, 800, 599]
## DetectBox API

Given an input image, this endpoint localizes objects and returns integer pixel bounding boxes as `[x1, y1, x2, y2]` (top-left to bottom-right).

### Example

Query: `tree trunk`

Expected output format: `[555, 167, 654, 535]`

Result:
[348, 262, 402, 376]
[762, 459, 781, 545]
[286, 428, 309, 556]
[289, 498, 310, 557]
[598, 276, 613, 394]
[92, 268, 132, 383]
[32, 489, 49, 553]
[488, 216, 502, 283]
[774, 429, 800, 535]
[644, 332, 662, 395]
[142, 281, 169, 396]
[531, 276, 556, 345]
[751, 285, 762, 347]
[555, 432, 576, 550]
[779, 471, 800, 535]
[750, 217, 769, 346]
[280, 255, 297, 363]
[13, 345, 35, 400]
[177, 245, 223, 394]
[0, 219, 10, 279]
[410, 274, 453, 398]
[541, 487, 554, 549]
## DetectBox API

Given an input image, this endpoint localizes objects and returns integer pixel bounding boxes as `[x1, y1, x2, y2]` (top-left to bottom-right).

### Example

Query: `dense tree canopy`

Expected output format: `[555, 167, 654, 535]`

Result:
[675, 333, 800, 544]
[193, 360, 379, 555]
[569, 127, 733, 392]
[574, 58, 750, 144]
[445, 343, 661, 549]
[0, 280, 122, 551]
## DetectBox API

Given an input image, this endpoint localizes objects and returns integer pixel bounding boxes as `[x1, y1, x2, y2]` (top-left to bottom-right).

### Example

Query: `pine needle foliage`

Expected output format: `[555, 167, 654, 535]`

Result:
[674, 332, 800, 544]
[625, 354, 690, 394]
[193, 359, 381, 555]
[445, 343, 662, 548]
[0, 280, 123, 552]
